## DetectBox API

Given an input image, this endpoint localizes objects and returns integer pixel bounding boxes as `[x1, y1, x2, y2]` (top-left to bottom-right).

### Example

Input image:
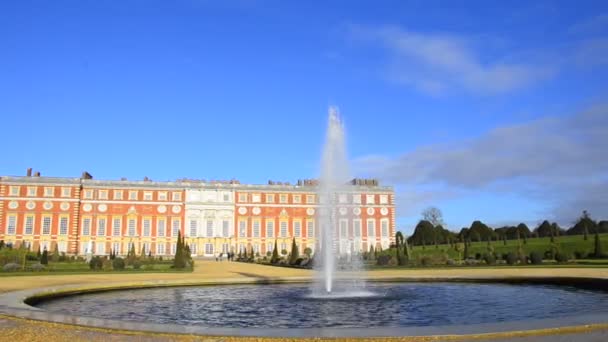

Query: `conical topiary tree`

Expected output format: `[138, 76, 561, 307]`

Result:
[40, 248, 49, 265]
[395, 232, 404, 266]
[270, 239, 279, 264]
[173, 231, 186, 269]
[289, 238, 299, 265]
[594, 232, 603, 258]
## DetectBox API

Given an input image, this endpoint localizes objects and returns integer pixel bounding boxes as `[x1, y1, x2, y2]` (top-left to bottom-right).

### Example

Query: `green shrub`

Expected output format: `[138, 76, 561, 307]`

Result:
[133, 260, 142, 269]
[555, 252, 570, 263]
[420, 256, 432, 266]
[376, 255, 391, 266]
[102, 259, 113, 271]
[31, 263, 46, 272]
[89, 256, 103, 270]
[505, 252, 518, 265]
[112, 257, 125, 270]
[3, 263, 21, 272]
[483, 253, 496, 265]
[529, 251, 543, 265]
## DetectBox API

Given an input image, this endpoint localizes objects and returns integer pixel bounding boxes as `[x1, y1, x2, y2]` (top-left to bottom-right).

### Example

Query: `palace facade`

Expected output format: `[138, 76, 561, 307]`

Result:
[0, 172, 395, 257]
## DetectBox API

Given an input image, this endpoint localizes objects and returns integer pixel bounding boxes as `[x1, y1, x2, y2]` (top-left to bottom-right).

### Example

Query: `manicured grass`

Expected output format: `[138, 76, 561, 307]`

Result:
[0, 260, 192, 276]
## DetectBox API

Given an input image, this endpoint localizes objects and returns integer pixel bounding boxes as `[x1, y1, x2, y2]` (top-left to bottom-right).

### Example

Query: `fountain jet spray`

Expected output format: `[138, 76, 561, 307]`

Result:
[316, 106, 350, 293]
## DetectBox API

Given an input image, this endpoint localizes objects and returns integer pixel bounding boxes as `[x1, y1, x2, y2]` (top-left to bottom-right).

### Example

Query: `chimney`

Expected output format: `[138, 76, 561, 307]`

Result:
[81, 171, 93, 180]
[26, 168, 32, 177]
[34, 171, 41, 177]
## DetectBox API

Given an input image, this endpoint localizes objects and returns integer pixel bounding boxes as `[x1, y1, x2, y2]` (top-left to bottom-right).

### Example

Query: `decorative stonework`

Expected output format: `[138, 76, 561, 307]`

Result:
[171, 205, 181, 214]
[98, 204, 107, 212]
[339, 207, 348, 216]
[380, 207, 388, 216]
[306, 208, 315, 216]
[8, 201, 18, 209]
[60, 202, 70, 211]
[353, 207, 361, 216]
[82, 204, 92, 212]
[157, 205, 167, 214]
[252, 207, 261, 215]
[238, 207, 247, 215]
[367, 207, 375, 215]
[43, 202, 53, 210]
[26, 201, 36, 210]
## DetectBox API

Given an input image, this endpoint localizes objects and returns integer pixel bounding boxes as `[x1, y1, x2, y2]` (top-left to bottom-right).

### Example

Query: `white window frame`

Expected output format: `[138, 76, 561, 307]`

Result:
[83, 189, 93, 199]
[266, 221, 274, 238]
[128, 218, 136, 237]
[113, 190, 123, 200]
[158, 191, 168, 201]
[239, 221, 247, 237]
[206, 220, 214, 237]
[280, 221, 288, 237]
[279, 194, 288, 203]
[9, 186, 20, 196]
[306, 195, 315, 204]
[6, 215, 17, 235]
[59, 216, 69, 235]
[238, 193, 247, 202]
[266, 194, 274, 203]
[98, 190, 109, 200]
[189, 219, 198, 237]
[172, 192, 182, 201]
[353, 194, 362, 204]
[143, 218, 151, 237]
[222, 220, 230, 237]
[366, 194, 375, 205]
[307, 220, 314, 238]
[381, 219, 389, 237]
[112, 242, 120, 255]
[172, 219, 180, 237]
[128, 191, 138, 200]
[143, 191, 153, 201]
[354, 219, 362, 238]
[82, 217, 91, 236]
[205, 243, 213, 255]
[252, 193, 261, 203]
[380, 195, 388, 204]
[157, 219, 166, 237]
[97, 218, 106, 236]
[367, 219, 375, 237]
[339, 219, 348, 238]
[294, 221, 301, 238]
[61, 187, 71, 197]
[293, 195, 301, 203]
[27, 186, 37, 197]
[24, 215, 34, 235]
[252, 220, 260, 238]
[112, 218, 121, 236]
[157, 243, 165, 255]
[44, 187, 54, 197]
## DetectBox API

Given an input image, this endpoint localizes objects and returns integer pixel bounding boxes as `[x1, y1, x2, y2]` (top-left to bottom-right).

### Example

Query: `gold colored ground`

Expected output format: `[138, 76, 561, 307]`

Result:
[1, 261, 608, 341]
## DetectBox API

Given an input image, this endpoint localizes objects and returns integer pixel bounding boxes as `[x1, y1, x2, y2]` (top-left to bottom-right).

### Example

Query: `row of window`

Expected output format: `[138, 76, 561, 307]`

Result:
[188, 219, 232, 238]
[237, 193, 390, 205]
[4, 215, 69, 235]
[80, 217, 182, 237]
[8, 186, 72, 198]
[80, 241, 232, 256]
[235, 219, 391, 238]
[82, 189, 182, 201]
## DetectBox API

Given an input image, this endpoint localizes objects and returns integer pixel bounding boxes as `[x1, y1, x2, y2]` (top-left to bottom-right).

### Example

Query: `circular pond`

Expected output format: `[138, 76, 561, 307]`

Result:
[36, 282, 608, 329]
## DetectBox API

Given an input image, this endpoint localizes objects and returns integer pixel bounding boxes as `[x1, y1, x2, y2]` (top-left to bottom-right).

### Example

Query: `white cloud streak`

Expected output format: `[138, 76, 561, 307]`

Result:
[354, 103, 608, 225]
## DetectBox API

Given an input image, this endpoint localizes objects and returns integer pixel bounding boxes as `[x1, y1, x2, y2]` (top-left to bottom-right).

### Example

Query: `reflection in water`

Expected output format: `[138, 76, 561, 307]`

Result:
[37, 283, 608, 329]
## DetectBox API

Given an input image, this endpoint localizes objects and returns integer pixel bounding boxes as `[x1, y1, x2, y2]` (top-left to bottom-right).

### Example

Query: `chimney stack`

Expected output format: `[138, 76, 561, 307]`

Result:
[26, 168, 32, 177]
[34, 171, 41, 177]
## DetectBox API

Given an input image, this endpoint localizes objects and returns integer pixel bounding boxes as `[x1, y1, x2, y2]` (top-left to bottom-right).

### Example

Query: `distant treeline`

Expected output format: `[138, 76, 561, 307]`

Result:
[407, 215, 608, 246]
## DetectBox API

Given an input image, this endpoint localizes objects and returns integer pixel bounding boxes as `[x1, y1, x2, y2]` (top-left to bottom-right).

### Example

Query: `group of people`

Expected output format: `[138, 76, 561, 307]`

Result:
[215, 252, 235, 262]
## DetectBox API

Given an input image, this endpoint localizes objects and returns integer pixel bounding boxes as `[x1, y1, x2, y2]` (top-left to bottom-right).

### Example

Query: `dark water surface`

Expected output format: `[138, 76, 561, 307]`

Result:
[36, 283, 608, 328]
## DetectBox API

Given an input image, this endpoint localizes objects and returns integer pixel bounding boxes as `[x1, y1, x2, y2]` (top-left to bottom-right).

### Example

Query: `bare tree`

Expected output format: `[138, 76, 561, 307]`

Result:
[422, 206, 445, 227]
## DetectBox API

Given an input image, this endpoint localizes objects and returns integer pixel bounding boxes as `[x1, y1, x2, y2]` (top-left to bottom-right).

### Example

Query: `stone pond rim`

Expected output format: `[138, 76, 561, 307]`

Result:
[1, 275, 608, 338]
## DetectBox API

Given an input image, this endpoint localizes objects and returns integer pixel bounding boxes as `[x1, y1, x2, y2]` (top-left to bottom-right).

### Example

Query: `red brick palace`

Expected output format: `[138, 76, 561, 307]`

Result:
[0, 170, 395, 257]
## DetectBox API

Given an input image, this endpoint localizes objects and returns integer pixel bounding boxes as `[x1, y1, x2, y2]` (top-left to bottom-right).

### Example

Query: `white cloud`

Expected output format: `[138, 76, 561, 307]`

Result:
[350, 26, 554, 95]
[354, 103, 608, 225]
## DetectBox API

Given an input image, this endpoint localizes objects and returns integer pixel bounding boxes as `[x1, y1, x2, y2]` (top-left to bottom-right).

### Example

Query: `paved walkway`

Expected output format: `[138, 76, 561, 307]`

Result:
[0, 261, 607, 341]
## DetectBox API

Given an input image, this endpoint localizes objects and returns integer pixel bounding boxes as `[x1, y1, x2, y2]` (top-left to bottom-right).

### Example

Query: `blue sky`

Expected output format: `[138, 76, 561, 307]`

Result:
[1, 1, 607, 233]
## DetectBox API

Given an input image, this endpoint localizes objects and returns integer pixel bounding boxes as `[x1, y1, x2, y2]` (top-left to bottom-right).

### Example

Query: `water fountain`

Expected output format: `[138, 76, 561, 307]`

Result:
[313, 106, 368, 296]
